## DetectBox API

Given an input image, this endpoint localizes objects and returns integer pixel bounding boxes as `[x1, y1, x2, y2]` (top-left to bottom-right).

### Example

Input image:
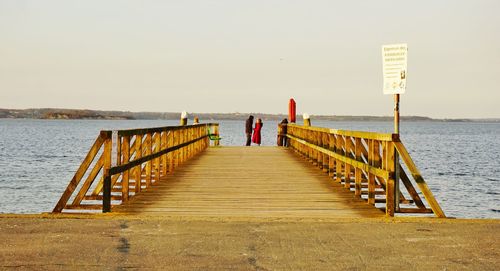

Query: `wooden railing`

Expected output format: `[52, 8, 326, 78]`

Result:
[53, 123, 220, 213]
[283, 124, 445, 217]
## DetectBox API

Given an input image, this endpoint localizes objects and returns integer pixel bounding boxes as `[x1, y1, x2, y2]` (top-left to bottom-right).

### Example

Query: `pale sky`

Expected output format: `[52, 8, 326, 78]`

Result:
[1, 0, 499, 118]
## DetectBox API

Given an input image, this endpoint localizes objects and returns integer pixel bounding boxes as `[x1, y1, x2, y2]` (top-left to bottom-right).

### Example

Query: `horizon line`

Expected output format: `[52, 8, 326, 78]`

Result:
[1, 107, 499, 120]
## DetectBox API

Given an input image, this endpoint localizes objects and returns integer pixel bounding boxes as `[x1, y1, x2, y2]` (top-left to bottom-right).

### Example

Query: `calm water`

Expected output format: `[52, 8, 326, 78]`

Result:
[0, 119, 498, 218]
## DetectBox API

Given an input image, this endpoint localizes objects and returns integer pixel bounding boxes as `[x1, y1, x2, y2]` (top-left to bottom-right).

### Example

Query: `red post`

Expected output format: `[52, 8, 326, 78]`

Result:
[289, 98, 296, 123]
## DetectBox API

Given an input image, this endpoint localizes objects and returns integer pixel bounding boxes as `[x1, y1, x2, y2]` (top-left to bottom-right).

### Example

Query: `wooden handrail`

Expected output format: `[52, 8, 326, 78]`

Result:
[287, 123, 397, 141]
[282, 124, 445, 218]
[53, 123, 219, 213]
[116, 123, 218, 136]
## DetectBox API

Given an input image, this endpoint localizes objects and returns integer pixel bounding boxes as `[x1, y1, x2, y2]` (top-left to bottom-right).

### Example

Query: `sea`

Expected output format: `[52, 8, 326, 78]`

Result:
[0, 119, 498, 218]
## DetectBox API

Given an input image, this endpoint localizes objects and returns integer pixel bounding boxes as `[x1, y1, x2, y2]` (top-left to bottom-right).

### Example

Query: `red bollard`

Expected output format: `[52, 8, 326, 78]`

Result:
[289, 98, 296, 123]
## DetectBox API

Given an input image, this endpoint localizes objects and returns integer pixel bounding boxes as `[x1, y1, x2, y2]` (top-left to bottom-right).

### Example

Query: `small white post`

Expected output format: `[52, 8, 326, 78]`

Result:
[180, 111, 188, 126]
[303, 113, 311, 127]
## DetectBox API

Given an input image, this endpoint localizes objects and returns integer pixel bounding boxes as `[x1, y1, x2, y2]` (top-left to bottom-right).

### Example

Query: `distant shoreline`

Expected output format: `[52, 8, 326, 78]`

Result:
[0, 108, 498, 122]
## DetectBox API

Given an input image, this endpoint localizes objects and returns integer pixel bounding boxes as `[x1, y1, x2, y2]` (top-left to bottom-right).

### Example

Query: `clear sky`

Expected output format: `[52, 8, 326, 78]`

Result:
[1, 0, 499, 118]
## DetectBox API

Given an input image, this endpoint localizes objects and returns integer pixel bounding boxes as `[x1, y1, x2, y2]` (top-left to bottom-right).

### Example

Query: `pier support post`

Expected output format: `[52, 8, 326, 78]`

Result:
[394, 94, 400, 212]
[102, 131, 112, 213]
[103, 173, 111, 213]
[386, 141, 396, 216]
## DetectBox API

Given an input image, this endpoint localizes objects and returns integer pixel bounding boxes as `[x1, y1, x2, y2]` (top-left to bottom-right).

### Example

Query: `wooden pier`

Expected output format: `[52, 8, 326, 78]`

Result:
[53, 122, 445, 218]
[112, 147, 384, 218]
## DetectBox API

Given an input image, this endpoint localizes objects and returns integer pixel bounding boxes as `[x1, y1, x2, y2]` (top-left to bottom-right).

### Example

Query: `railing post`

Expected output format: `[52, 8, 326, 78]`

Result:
[367, 140, 377, 205]
[174, 130, 179, 167]
[344, 136, 351, 189]
[385, 141, 396, 216]
[214, 124, 220, 146]
[354, 137, 362, 197]
[277, 124, 284, 146]
[308, 130, 313, 162]
[316, 131, 322, 168]
[328, 134, 335, 177]
[122, 135, 130, 203]
[161, 131, 168, 176]
[101, 131, 112, 213]
[323, 133, 329, 172]
[145, 133, 152, 188]
[134, 134, 142, 193]
[335, 134, 343, 183]
[154, 132, 161, 184]
[204, 124, 208, 148]
[103, 173, 111, 213]
[188, 127, 193, 158]
[178, 129, 186, 165]
[394, 134, 401, 212]
[167, 130, 174, 172]
[183, 129, 188, 159]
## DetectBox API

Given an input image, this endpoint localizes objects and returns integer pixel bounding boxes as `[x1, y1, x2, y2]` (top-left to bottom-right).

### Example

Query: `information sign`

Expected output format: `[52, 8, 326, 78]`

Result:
[383, 43, 407, 94]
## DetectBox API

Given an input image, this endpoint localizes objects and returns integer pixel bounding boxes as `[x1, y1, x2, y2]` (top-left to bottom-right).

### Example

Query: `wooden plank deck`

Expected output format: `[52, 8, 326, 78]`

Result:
[113, 147, 384, 218]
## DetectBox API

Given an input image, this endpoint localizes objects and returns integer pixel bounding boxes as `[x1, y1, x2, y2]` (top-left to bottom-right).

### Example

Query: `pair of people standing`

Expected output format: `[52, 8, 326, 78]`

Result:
[245, 115, 263, 146]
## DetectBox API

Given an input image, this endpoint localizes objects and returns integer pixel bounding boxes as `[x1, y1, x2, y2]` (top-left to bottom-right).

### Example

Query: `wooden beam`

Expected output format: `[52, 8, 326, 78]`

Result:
[135, 134, 142, 193]
[398, 208, 433, 214]
[161, 131, 168, 176]
[355, 137, 362, 197]
[116, 123, 217, 137]
[399, 166, 425, 209]
[394, 141, 446, 218]
[102, 134, 112, 213]
[83, 195, 122, 201]
[71, 155, 104, 206]
[167, 131, 174, 173]
[64, 204, 106, 210]
[145, 133, 152, 188]
[122, 135, 130, 202]
[385, 141, 396, 217]
[154, 132, 161, 185]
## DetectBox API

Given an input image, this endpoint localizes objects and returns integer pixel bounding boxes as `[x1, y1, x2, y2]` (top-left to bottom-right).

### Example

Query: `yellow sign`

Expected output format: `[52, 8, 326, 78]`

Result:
[382, 43, 407, 94]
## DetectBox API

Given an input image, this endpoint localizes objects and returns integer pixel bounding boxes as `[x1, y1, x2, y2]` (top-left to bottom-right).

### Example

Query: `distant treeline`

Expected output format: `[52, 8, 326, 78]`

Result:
[0, 108, 135, 120]
[0, 108, 498, 122]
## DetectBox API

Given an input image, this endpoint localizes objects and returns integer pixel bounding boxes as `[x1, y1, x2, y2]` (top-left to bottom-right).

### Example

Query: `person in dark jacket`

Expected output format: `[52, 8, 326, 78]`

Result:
[252, 118, 263, 146]
[245, 115, 254, 146]
[279, 118, 288, 147]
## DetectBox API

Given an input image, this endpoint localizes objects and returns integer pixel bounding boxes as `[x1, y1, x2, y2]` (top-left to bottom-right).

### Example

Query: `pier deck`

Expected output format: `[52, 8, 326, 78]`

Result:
[54, 123, 445, 217]
[113, 147, 384, 218]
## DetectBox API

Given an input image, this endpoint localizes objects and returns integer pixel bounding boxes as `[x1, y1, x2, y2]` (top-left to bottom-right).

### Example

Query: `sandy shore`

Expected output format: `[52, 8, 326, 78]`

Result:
[0, 214, 498, 270]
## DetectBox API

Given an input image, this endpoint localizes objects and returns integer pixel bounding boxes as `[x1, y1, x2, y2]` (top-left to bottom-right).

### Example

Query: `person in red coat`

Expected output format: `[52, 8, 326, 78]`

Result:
[252, 118, 263, 146]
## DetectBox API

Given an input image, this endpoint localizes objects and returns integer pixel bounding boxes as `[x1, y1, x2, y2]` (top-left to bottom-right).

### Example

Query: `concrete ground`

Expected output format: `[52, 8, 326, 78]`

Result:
[0, 215, 498, 270]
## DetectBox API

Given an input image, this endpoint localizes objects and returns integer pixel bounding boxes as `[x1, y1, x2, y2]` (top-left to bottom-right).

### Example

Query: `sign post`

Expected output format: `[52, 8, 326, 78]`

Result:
[383, 43, 407, 213]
